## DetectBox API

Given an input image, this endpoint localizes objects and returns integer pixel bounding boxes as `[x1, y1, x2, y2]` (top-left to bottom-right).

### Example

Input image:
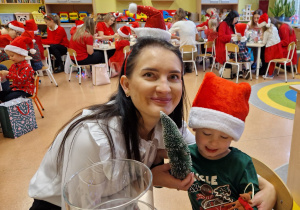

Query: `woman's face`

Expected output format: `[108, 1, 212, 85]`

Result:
[121, 46, 183, 123]
[107, 17, 115, 26]
[232, 17, 239, 25]
[253, 14, 260, 24]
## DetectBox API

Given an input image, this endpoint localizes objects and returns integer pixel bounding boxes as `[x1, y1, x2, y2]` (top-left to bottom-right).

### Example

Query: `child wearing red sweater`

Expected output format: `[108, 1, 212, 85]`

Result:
[0, 36, 35, 102]
[42, 14, 69, 73]
[109, 26, 131, 77]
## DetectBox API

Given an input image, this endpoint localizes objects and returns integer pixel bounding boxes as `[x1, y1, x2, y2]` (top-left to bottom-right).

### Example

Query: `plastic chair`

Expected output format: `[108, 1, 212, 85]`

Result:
[265, 42, 296, 83]
[38, 49, 58, 87]
[252, 157, 293, 210]
[29, 74, 44, 118]
[179, 45, 198, 76]
[67, 48, 91, 85]
[220, 43, 252, 83]
[197, 41, 216, 72]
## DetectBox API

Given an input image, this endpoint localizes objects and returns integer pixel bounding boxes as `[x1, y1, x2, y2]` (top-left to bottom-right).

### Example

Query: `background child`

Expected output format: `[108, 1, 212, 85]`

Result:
[258, 13, 283, 79]
[187, 72, 259, 209]
[108, 25, 131, 77]
[0, 36, 35, 102]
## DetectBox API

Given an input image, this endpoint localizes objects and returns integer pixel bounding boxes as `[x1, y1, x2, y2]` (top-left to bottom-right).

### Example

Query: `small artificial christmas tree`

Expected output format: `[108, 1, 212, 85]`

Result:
[160, 111, 192, 180]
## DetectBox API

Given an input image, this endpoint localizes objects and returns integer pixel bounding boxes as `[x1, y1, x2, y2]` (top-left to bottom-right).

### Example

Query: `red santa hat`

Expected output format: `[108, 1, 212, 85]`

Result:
[129, 3, 166, 30]
[128, 21, 139, 29]
[0, 34, 13, 48]
[4, 35, 36, 56]
[113, 11, 122, 18]
[25, 19, 38, 34]
[188, 72, 251, 141]
[8, 20, 25, 33]
[258, 13, 271, 28]
[117, 26, 131, 38]
[75, 20, 84, 28]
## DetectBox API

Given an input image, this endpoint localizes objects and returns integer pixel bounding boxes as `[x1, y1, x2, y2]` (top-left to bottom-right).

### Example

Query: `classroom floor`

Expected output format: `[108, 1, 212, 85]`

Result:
[0, 65, 298, 210]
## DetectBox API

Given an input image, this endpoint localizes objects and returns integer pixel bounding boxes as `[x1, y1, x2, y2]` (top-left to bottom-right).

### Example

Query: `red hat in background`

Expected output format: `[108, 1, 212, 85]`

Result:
[129, 3, 166, 30]
[128, 21, 139, 29]
[0, 34, 13, 48]
[8, 20, 25, 33]
[258, 13, 271, 28]
[117, 25, 131, 38]
[75, 20, 84, 28]
[4, 35, 36, 56]
[188, 72, 251, 141]
[25, 19, 38, 34]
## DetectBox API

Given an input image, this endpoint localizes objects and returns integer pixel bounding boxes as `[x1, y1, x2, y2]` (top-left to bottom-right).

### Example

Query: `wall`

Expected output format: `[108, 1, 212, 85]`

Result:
[238, 0, 259, 14]
[95, 0, 197, 14]
[0, 4, 42, 13]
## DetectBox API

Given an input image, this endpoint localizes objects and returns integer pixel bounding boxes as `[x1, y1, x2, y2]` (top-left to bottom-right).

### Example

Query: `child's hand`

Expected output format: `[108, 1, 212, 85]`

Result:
[0, 70, 9, 81]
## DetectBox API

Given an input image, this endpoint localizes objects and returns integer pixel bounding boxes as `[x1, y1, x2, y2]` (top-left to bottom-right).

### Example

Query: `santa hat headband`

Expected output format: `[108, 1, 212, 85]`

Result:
[75, 20, 84, 28]
[258, 13, 271, 28]
[188, 72, 251, 141]
[131, 27, 171, 41]
[128, 21, 139, 29]
[129, 3, 166, 30]
[25, 19, 39, 34]
[117, 25, 131, 38]
[8, 20, 25, 33]
[4, 35, 36, 56]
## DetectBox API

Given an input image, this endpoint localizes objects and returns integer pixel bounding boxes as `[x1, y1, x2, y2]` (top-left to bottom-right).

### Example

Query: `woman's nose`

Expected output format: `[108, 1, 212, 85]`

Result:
[156, 78, 171, 93]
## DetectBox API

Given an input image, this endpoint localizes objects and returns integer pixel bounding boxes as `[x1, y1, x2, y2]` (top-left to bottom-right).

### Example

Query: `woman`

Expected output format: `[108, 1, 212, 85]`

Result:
[69, 17, 104, 65]
[271, 17, 297, 67]
[42, 14, 69, 73]
[246, 9, 263, 70]
[28, 38, 275, 210]
[215, 10, 239, 65]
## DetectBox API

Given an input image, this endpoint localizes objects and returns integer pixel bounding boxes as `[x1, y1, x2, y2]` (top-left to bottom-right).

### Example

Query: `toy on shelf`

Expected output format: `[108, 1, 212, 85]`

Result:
[240, 4, 252, 21]
[160, 10, 176, 22]
[32, 11, 45, 24]
[14, 13, 30, 24]
[123, 10, 135, 22]
[79, 11, 88, 20]
[59, 12, 69, 23]
[69, 12, 78, 22]
[0, 13, 16, 25]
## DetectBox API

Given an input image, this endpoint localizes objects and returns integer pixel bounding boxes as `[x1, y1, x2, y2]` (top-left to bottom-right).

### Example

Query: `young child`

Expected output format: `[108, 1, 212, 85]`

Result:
[0, 36, 35, 102]
[258, 13, 283, 79]
[108, 25, 130, 77]
[0, 34, 12, 63]
[187, 72, 259, 210]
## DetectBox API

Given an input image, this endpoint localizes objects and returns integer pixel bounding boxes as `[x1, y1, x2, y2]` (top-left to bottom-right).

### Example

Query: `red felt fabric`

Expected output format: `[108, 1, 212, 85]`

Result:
[265, 43, 283, 75]
[235, 23, 247, 36]
[215, 21, 234, 64]
[109, 40, 130, 73]
[69, 33, 94, 61]
[279, 23, 297, 65]
[41, 26, 69, 47]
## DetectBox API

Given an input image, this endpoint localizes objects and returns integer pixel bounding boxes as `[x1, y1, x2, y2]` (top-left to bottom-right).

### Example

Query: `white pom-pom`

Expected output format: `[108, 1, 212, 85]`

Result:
[30, 49, 36, 54]
[32, 39, 36, 43]
[129, 3, 137, 14]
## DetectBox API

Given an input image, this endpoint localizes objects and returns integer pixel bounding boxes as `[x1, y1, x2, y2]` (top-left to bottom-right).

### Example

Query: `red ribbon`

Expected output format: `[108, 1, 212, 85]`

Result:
[16, 102, 30, 115]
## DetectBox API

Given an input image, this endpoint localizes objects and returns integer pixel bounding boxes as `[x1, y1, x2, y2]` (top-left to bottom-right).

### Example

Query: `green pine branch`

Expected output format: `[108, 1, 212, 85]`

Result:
[160, 111, 192, 180]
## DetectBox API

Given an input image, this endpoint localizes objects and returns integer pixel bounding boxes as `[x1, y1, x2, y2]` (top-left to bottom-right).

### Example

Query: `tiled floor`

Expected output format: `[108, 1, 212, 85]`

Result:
[0, 66, 298, 210]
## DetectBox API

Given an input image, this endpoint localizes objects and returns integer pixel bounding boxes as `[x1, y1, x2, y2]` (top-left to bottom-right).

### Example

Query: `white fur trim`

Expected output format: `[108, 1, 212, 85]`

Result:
[129, 3, 137, 14]
[32, 39, 36, 43]
[132, 27, 171, 42]
[30, 49, 36, 54]
[34, 30, 39, 34]
[4, 45, 28, 56]
[77, 24, 83, 28]
[117, 28, 130, 38]
[49, 24, 58, 31]
[258, 18, 271, 28]
[188, 107, 245, 141]
[8, 23, 25, 33]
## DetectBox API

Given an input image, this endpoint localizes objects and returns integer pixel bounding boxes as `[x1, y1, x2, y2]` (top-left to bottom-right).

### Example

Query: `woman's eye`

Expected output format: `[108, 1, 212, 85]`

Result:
[170, 74, 181, 80]
[143, 72, 154, 78]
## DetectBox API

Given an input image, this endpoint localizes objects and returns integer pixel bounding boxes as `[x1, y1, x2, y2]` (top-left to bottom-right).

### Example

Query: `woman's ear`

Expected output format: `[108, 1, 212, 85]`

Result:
[120, 75, 130, 94]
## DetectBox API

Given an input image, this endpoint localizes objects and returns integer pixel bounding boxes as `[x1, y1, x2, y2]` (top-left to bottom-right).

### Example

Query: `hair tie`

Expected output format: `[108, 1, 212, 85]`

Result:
[123, 50, 132, 75]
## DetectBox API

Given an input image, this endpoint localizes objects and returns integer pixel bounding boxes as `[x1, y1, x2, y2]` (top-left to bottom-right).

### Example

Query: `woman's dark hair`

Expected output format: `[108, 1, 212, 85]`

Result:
[270, 17, 293, 35]
[218, 10, 239, 32]
[53, 37, 187, 172]
[251, 9, 263, 29]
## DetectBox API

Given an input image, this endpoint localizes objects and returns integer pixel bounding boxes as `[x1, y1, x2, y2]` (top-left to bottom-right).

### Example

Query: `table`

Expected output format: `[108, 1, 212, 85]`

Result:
[246, 42, 265, 79]
[287, 84, 300, 204]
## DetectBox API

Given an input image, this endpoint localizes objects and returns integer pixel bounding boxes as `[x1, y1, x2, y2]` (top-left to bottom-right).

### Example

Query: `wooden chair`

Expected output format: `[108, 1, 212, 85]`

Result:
[29, 74, 44, 118]
[197, 41, 216, 72]
[265, 42, 296, 83]
[252, 157, 293, 210]
[38, 49, 58, 87]
[220, 43, 252, 83]
[179, 45, 198, 76]
[67, 48, 91, 85]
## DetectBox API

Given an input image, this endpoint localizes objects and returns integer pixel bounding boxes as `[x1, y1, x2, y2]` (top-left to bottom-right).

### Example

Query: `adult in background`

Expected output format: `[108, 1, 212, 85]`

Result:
[42, 14, 69, 73]
[69, 17, 104, 65]
[271, 17, 297, 70]
[215, 10, 239, 66]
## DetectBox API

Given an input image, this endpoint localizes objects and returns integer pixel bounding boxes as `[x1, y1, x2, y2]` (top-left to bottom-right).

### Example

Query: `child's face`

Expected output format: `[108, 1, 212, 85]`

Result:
[194, 128, 233, 160]
[6, 51, 25, 63]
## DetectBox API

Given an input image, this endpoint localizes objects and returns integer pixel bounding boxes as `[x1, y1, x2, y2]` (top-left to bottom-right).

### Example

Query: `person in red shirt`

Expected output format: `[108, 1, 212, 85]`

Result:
[109, 25, 131, 77]
[69, 17, 104, 65]
[271, 17, 297, 67]
[0, 36, 35, 102]
[215, 10, 239, 65]
[42, 14, 69, 73]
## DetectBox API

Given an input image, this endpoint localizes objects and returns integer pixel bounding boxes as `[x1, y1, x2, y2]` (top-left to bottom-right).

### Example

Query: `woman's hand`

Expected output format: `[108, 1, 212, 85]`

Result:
[151, 163, 194, 191]
[251, 177, 276, 210]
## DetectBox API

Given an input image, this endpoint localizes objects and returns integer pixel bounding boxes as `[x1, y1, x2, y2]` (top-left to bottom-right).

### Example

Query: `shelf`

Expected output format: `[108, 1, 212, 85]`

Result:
[0, 2, 42, 3]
